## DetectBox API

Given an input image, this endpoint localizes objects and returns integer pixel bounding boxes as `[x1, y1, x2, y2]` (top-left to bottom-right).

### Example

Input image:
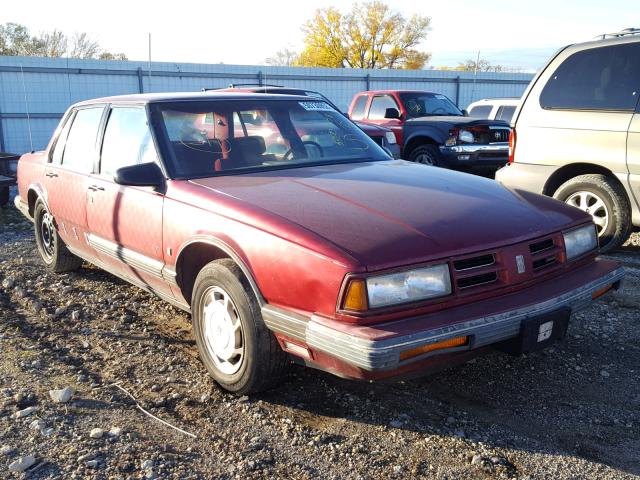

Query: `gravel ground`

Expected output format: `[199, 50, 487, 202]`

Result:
[1, 195, 639, 479]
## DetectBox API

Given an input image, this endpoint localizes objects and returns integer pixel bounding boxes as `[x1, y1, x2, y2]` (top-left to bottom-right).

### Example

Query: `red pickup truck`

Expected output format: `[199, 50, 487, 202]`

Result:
[349, 90, 510, 171]
[15, 92, 623, 394]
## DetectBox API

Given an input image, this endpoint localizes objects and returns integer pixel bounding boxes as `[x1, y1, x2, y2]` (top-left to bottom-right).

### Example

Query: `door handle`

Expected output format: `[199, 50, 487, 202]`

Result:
[88, 185, 105, 191]
[45, 172, 58, 178]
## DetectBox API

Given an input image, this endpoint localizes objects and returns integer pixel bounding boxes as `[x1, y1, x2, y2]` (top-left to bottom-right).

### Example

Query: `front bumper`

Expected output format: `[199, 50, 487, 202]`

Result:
[262, 259, 623, 377]
[439, 142, 508, 168]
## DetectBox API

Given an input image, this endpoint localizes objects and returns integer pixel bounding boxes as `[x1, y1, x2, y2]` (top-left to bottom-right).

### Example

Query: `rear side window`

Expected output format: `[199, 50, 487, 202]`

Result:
[495, 105, 516, 122]
[351, 95, 368, 120]
[100, 107, 158, 176]
[368, 95, 399, 120]
[468, 105, 492, 118]
[540, 43, 640, 111]
[61, 107, 104, 173]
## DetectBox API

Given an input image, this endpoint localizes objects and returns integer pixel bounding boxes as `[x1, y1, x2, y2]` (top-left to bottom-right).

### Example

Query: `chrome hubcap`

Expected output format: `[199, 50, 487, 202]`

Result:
[565, 191, 609, 236]
[202, 286, 244, 375]
[40, 211, 55, 259]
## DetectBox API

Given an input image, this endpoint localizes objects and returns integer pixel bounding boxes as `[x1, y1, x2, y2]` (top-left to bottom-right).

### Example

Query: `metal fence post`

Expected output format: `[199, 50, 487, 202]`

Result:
[365, 73, 370, 90]
[137, 67, 144, 93]
[455, 76, 461, 107]
[257, 70, 263, 86]
[0, 110, 5, 152]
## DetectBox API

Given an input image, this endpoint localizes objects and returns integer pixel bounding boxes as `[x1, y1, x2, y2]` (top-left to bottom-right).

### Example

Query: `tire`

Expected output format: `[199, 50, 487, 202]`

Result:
[408, 144, 442, 166]
[191, 259, 289, 394]
[33, 200, 83, 273]
[553, 174, 632, 253]
[0, 187, 9, 208]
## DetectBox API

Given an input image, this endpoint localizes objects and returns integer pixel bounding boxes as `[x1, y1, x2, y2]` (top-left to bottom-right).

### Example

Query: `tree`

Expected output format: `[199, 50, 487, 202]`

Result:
[297, 1, 431, 69]
[265, 47, 299, 66]
[0, 23, 127, 60]
[457, 58, 504, 73]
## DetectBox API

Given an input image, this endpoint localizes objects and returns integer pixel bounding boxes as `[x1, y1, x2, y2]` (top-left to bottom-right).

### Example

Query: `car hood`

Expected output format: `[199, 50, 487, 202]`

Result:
[189, 161, 588, 271]
[355, 121, 390, 134]
[405, 116, 509, 128]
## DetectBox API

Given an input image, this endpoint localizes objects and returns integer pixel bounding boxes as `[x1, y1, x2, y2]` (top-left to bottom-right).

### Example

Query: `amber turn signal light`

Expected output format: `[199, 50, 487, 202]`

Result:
[399, 336, 469, 361]
[592, 284, 613, 300]
[343, 279, 368, 311]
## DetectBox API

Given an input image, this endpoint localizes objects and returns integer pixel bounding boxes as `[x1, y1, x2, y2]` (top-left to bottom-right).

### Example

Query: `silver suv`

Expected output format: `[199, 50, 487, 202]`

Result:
[496, 28, 640, 252]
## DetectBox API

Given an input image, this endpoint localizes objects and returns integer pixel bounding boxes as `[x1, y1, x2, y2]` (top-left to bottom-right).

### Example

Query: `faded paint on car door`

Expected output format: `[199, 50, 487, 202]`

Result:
[625, 113, 640, 222]
[86, 106, 170, 296]
[45, 106, 105, 256]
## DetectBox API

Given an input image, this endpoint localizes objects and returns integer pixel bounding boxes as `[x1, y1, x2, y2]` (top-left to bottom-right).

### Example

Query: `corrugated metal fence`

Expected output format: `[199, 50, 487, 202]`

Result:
[0, 56, 534, 154]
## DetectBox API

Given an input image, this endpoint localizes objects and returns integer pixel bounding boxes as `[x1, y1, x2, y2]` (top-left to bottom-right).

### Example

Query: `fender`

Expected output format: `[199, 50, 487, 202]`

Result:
[175, 234, 266, 306]
[26, 182, 49, 216]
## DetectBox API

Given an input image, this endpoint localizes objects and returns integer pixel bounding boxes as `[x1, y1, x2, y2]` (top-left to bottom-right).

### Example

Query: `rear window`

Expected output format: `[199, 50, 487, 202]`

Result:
[495, 105, 516, 122]
[61, 107, 104, 173]
[368, 95, 398, 119]
[351, 95, 368, 120]
[540, 43, 640, 111]
[468, 105, 492, 118]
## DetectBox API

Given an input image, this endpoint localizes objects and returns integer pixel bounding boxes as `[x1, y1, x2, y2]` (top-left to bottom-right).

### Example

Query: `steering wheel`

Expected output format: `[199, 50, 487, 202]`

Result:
[431, 107, 447, 114]
[283, 141, 325, 161]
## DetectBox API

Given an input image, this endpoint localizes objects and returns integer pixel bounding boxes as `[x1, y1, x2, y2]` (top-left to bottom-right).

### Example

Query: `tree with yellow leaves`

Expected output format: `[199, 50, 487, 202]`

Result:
[296, 2, 431, 70]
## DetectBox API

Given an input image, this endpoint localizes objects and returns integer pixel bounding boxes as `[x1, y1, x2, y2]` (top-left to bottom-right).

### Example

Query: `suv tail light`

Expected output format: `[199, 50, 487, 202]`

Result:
[508, 128, 516, 163]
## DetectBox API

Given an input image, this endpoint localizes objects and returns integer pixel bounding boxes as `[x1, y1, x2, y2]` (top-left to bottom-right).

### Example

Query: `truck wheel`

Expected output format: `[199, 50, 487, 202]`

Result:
[0, 187, 9, 208]
[408, 144, 441, 166]
[33, 200, 83, 272]
[553, 174, 632, 253]
[192, 259, 289, 394]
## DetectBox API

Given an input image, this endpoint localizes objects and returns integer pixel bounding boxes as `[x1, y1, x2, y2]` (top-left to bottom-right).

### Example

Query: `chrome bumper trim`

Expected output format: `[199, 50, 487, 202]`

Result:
[440, 142, 508, 154]
[262, 267, 624, 371]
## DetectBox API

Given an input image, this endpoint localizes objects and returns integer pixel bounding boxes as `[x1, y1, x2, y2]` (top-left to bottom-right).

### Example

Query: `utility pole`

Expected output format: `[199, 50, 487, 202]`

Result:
[471, 50, 480, 103]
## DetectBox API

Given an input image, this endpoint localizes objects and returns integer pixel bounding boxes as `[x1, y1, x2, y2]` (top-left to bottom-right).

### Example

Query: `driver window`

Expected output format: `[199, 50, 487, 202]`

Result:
[368, 95, 398, 120]
[100, 107, 158, 177]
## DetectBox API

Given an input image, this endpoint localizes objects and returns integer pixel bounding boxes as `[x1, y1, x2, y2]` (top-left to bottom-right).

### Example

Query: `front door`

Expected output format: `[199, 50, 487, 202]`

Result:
[86, 106, 170, 296]
[44, 106, 105, 256]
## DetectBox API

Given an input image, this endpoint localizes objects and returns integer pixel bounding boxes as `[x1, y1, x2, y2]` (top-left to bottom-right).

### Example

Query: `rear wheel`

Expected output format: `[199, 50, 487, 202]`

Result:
[408, 144, 442, 166]
[553, 174, 632, 253]
[191, 259, 289, 394]
[33, 200, 82, 272]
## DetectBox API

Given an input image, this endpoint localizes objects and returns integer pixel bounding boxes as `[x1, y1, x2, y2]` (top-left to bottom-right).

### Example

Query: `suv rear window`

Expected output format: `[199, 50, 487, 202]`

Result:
[468, 105, 492, 118]
[495, 105, 516, 122]
[540, 43, 640, 111]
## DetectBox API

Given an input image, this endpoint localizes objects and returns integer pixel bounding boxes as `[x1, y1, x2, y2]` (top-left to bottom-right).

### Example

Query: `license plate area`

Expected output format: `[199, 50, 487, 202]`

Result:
[497, 309, 571, 355]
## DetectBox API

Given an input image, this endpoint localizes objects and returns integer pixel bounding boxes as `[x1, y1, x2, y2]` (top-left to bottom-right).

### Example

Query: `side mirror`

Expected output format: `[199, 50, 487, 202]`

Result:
[462, 109, 469, 116]
[384, 108, 401, 119]
[114, 162, 165, 189]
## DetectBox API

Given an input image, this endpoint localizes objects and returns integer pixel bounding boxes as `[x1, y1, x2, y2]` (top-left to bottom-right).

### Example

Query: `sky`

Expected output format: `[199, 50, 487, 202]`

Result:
[1, 0, 638, 71]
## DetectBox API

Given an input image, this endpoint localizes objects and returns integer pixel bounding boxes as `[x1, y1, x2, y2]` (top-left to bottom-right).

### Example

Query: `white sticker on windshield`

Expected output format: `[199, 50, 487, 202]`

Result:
[299, 101, 334, 111]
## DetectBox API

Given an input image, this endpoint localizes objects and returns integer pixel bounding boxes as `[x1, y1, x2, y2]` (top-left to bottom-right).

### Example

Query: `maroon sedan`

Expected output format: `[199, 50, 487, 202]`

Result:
[15, 92, 623, 394]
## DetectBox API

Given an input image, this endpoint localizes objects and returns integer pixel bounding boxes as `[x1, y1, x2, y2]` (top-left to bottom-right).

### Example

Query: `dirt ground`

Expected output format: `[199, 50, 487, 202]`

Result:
[1, 197, 639, 479]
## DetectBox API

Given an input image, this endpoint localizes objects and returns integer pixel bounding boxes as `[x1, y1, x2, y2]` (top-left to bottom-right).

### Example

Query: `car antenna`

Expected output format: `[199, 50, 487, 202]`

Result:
[19, 65, 34, 152]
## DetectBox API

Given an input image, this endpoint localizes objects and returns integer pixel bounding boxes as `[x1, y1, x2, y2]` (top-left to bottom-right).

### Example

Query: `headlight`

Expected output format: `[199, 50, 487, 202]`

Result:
[366, 264, 451, 308]
[563, 225, 598, 260]
[384, 131, 397, 145]
[458, 130, 475, 143]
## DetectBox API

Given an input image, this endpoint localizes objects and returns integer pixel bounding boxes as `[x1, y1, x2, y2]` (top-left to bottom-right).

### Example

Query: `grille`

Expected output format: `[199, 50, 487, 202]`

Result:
[489, 128, 510, 143]
[457, 272, 498, 289]
[454, 254, 495, 271]
[528, 237, 561, 273]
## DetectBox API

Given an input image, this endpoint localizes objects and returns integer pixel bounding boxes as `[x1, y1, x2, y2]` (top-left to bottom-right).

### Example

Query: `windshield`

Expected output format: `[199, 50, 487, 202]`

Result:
[151, 99, 389, 179]
[399, 92, 463, 117]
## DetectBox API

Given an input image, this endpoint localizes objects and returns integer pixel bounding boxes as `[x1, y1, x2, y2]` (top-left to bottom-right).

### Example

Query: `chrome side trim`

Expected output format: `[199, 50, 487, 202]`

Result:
[66, 244, 190, 313]
[440, 142, 508, 154]
[86, 233, 178, 287]
[262, 267, 625, 371]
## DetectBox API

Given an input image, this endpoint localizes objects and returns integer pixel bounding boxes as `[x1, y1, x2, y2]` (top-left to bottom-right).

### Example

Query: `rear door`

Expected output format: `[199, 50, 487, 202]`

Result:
[85, 105, 171, 296]
[44, 105, 105, 256]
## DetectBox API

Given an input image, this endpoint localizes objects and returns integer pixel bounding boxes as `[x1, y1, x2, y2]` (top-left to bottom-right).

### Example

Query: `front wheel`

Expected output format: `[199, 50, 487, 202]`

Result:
[33, 200, 82, 272]
[408, 144, 442, 166]
[191, 259, 289, 394]
[553, 174, 632, 253]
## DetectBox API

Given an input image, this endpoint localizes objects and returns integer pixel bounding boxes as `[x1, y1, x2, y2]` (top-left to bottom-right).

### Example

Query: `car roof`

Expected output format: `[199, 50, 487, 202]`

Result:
[73, 91, 314, 107]
[359, 90, 437, 95]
